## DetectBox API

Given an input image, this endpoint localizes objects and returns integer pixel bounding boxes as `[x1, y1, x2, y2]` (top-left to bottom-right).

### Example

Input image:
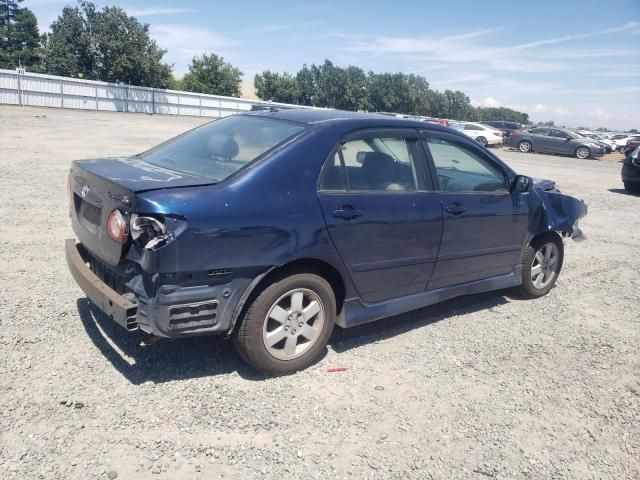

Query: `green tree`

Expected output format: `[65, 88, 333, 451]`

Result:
[181, 53, 242, 97]
[41, 5, 94, 78]
[41, 1, 172, 87]
[254, 70, 299, 103]
[0, 0, 41, 70]
[91, 5, 172, 86]
[295, 64, 318, 106]
[629, 128, 638, 134]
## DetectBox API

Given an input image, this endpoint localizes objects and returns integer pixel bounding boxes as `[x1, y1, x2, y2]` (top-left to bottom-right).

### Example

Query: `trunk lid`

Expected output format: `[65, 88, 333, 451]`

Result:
[69, 156, 211, 266]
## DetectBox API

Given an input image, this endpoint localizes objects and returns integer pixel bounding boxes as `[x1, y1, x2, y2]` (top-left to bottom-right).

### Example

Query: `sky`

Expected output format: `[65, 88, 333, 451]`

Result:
[24, 0, 640, 130]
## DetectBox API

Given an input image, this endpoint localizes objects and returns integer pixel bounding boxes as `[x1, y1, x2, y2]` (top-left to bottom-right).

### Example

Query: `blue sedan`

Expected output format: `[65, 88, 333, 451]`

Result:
[66, 109, 587, 375]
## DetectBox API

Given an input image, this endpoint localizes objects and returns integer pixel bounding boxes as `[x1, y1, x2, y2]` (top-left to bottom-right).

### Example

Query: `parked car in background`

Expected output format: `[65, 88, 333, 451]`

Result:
[507, 126, 605, 159]
[450, 122, 503, 146]
[482, 121, 524, 139]
[65, 109, 587, 375]
[612, 134, 638, 153]
[578, 131, 615, 153]
[623, 136, 640, 156]
[622, 146, 640, 193]
[423, 117, 449, 127]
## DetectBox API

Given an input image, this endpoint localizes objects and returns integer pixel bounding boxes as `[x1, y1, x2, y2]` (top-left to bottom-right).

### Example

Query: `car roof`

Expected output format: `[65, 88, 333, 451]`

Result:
[244, 108, 447, 131]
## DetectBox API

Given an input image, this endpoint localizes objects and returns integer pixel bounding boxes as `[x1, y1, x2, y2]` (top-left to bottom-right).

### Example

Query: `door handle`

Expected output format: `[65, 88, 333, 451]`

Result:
[332, 207, 363, 220]
[445, 204, 467, 215]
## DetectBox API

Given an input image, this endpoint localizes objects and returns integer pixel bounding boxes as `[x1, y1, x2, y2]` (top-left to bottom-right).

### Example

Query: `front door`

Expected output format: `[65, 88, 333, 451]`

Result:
[422, 132, 529, 290]
[318, 129, 443, 303]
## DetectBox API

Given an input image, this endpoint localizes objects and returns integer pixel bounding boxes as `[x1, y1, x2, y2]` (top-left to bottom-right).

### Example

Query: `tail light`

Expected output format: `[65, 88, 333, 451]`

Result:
[107, 210, 127, 243]
[130, 214, 170, 250]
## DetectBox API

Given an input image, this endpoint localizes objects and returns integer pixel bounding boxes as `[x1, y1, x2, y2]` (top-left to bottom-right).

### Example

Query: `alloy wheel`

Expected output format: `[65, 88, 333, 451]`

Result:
[576, 147, 590, 159]
[530, 242, 559, 290]
[262, 288, 325, 361]
[519, 141, 531, 153]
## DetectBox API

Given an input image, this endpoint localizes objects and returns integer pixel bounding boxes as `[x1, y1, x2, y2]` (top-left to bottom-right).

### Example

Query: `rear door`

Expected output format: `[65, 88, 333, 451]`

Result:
[318, 129, 443, 303]
[547, 129, 575, 155]
[421, 131, 529, 289]
[527, 127, 551, 152]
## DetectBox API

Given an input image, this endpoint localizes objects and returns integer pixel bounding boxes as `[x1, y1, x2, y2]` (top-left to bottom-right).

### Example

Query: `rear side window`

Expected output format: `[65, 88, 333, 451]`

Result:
[141, 115, 305, 181]
[425, 137, 508, 193]
[319, 135, 422, 192]
[529, 128, 550, 136]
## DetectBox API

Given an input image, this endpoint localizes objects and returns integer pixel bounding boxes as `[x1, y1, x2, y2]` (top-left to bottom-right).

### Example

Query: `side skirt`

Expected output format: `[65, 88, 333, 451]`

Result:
[338, 266, 523, 328]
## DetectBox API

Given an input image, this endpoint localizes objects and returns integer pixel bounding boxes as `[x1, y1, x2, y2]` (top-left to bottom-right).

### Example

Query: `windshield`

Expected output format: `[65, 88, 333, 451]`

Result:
[141, 115, 306, 181]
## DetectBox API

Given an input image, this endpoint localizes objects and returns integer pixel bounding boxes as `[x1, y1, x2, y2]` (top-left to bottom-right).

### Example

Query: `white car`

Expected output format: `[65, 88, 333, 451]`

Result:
[450, 122, 503, 146]
[578, 131, 615, 151]
[612, 134, 636, 152]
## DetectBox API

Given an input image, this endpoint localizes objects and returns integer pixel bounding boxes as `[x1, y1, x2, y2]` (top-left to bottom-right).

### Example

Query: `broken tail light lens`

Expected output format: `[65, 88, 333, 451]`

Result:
[130, 214, 170, 250]
[107, 210, 127, 243]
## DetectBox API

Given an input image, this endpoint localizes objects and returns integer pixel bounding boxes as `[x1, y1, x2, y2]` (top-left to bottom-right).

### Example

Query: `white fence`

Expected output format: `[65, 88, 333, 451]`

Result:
[0, 69, 313, 117]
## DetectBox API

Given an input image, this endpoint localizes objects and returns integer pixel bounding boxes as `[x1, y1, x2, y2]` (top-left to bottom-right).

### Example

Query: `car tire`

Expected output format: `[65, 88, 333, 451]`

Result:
[234, 272, 336, 376]
[515, 233, 564, 299]
[618, 146, 626, 153]
[575, 146, 591, 159]
[624, 182, 639, 194]
[518, 140, 532, 153]
[475, 136, 488, 147]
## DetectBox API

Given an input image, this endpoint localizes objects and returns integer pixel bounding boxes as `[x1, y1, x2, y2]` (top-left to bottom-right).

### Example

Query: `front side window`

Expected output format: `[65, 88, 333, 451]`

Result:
[320, 135, 421, 192]
[464, 124, 481, 131]
[141, 115, 305, 181]
[426, 137, 508, 193]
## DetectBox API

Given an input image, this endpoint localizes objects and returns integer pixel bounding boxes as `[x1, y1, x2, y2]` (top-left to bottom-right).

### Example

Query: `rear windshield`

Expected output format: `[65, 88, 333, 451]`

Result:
[141, 115, 305, 181]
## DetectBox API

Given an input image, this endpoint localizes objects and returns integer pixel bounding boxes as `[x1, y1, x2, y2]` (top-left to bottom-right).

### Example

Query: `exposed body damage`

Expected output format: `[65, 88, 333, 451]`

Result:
[527, 180, 588, 241]
[66, 109, 588, 374]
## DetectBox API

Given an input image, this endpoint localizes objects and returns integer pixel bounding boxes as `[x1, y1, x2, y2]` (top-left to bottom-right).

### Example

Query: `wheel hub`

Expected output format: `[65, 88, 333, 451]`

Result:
[262, 288, 325, 361]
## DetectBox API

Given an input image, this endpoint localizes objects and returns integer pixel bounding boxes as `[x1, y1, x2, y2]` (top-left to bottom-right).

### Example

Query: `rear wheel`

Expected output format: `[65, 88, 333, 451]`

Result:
[575, 146, 591, 159]
[475, 136, 488, 147]
[234, 272, 335, 376]
[518, 140, 532, 153]
[515, 234, 564, 299]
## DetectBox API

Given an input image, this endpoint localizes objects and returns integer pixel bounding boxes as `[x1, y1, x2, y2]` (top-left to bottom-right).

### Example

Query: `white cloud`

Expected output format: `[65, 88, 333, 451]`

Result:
[507, 22, 639, 50]
[471, 96, 502, 108]
[150, 24, 238, 75]
[532, 104, 548, 113]
[126, 6, 194, 17]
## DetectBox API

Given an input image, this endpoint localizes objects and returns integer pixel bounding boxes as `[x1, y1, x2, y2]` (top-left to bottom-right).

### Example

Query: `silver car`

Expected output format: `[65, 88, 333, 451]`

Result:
[507, 126, 605, 159]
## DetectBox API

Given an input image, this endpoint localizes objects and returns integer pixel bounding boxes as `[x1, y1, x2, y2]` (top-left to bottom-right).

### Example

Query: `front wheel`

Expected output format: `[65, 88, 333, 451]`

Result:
[518, 140, 532, 153]
[475, 136, 488, 147]
[575, 146, 591, 159]
[234, 273, 336, 376]
[515, 234, 564, 299]
[624, 182, 639, 193]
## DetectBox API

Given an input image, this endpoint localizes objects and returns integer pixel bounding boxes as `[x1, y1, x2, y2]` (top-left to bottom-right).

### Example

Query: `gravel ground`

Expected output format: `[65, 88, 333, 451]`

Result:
[1, 106, 638, 480]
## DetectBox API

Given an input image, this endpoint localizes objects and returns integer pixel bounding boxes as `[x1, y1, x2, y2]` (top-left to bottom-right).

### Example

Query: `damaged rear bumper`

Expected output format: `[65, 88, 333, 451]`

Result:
[65, 239, 250, 338]
[65, 239, 138, 330]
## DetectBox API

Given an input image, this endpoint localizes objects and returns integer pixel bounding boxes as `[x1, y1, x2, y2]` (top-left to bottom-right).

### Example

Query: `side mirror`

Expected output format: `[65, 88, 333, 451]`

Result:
[512, 175, 533, 193]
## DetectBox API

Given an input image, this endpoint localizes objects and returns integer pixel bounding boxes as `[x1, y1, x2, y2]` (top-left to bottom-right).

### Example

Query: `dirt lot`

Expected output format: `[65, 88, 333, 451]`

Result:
[1, 106, 638, 480]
